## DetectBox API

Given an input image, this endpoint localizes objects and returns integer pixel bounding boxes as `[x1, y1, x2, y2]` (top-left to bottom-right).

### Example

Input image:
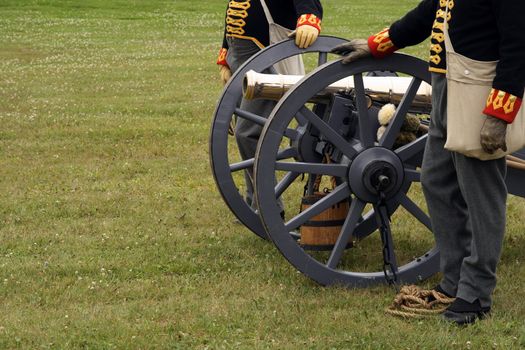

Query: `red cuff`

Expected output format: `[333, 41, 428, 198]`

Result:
[296, 14, 321, 32]
[367, 28, 398, 58]
[483, 88, 522, 123]
[216, 48, 228, 66]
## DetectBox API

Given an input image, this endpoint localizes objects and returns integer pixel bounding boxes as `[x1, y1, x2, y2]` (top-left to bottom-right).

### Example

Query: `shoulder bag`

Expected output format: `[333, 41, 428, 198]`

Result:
[260, 0, 305, 75]
[443, 2, 525, 160]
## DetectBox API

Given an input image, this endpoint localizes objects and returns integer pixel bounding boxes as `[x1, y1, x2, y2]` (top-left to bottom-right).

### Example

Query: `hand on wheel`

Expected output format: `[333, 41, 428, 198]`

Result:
[289, 25, 319, 49]
[331, 39, 371, 64]
[219, 65, 232, 85]
[290, 14, 321, 49]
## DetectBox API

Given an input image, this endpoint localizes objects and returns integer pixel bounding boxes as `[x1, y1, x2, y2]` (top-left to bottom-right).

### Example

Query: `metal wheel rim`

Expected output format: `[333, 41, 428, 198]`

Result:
[255, 54, 440, 287]
[209, 36, 348, 239]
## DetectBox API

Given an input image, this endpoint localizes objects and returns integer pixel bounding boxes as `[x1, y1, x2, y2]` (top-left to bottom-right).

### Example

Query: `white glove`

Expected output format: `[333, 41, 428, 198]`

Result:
[289, 25, 319, 49]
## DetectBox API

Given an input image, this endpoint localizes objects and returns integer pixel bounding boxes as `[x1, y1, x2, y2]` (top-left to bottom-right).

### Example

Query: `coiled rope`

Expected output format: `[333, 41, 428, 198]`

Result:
[385, 285, 456, 318]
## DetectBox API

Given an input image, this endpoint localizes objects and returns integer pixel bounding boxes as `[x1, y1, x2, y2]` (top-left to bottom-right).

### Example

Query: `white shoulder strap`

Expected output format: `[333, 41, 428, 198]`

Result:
[259, 0, 275, 25]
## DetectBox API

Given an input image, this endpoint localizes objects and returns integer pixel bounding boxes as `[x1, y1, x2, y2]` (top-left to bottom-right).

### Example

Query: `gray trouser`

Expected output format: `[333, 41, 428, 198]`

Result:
[226, 37, 282, 210]
[421, 73, 507, 308]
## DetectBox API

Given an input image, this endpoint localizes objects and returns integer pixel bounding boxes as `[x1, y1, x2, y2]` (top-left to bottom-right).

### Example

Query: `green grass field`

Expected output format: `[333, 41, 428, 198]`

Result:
[1, 0, 524, 348]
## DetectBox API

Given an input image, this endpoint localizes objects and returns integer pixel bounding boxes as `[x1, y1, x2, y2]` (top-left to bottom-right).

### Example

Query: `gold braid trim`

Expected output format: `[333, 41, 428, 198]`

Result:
[226, 1, 250, 36]
[226, 25, 245, 35]
[226, 17, 246, 27]
[227, 8, 248, 18]
[228, 0, 250, 10]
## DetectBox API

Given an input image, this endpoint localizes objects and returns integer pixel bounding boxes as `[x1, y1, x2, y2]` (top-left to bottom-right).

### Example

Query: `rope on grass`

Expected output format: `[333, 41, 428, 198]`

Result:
[385, 285, 455, 319]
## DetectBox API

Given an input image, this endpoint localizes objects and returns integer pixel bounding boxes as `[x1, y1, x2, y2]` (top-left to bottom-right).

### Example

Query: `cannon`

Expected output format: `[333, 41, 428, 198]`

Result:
[210, 36, 525, 288]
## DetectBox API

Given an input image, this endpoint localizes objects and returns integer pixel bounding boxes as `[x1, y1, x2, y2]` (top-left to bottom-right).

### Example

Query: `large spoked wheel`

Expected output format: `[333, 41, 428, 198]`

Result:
[210, 36, 348, 239]
[255, 54, 440, 287]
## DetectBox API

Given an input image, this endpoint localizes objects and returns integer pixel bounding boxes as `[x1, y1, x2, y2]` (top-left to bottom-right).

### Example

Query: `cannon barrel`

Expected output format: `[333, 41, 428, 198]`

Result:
[243, 70, 433, 111]
[243, 70, 525, 185]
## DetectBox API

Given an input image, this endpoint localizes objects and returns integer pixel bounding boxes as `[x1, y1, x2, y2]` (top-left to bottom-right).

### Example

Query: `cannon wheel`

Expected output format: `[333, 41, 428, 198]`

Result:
[210, 36, 348, 239]
[254, 54, 440, 287]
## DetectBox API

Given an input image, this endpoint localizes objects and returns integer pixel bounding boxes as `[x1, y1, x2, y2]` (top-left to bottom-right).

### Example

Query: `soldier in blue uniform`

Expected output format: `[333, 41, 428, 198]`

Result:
[216, 0, 323, 212]
[333, 0, 525, 325]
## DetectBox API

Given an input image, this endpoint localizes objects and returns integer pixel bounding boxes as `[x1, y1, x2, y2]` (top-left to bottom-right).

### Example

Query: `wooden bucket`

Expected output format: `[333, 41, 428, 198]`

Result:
[299, 192, 350, 246]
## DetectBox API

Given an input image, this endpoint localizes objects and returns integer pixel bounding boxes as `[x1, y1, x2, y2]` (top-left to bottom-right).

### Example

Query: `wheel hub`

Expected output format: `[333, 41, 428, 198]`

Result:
[348, 147, 405, 202]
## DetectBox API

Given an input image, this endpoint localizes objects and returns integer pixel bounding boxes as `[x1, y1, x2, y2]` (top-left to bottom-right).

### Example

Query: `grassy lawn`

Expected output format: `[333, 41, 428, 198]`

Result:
[1, 0, 524, 348]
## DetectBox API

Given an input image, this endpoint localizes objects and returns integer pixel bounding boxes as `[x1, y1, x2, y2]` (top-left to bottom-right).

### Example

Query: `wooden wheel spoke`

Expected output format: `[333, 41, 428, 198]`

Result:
[230, 158, 254, 172]
[284, 184, 350, 231]
[327, 199, 366, 269]
[404, 168, 421, 183]
[379, 77, 422, 149]
[396, 134, 427, 162]
[353, 73, 375, 148]
[234, 108, 297, 140]
[230, 148, 296, 173]
[395, 192, 431, 230]
[284, 128, 299, 140]
[234, 108, 266, 126]
[318, 52, 328, 66]
[295, 109, 308, 126]
[297, 106, 359, 159]
[276, 147, 298, 160]
[275, 172, 301, 198]
[274, 161, 348, 177]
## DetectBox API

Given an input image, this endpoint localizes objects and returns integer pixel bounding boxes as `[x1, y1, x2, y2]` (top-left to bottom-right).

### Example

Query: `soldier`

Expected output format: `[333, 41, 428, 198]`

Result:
[332, 0, 524, 325]
[216, 0, 323, 212]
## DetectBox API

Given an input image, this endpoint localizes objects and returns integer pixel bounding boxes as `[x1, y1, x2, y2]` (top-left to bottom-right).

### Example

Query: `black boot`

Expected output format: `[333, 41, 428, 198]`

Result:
[442, 298, 491, 325]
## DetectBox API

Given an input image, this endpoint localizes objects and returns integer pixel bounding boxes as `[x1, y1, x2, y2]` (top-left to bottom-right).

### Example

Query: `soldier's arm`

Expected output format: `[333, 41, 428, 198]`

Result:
[388, 0, 438, 50]
[333, 0, 438, 62]
[293, 0, 323, 20]
[482, 0, 525, 123]
[216, 4, 229, 67]
[216, 4, 231, 85]
[365, 0, 437, 58]
[292, 0, 323, 48]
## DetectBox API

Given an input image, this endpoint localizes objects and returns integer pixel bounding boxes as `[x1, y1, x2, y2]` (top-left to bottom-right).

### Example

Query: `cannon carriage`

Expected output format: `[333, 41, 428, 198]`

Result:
[210, 36, 525, 288]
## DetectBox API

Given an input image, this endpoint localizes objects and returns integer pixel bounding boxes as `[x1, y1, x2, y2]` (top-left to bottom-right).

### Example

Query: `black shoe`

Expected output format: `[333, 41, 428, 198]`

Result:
[427, 284, 454, 302]
[442, 298, 491, 325]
